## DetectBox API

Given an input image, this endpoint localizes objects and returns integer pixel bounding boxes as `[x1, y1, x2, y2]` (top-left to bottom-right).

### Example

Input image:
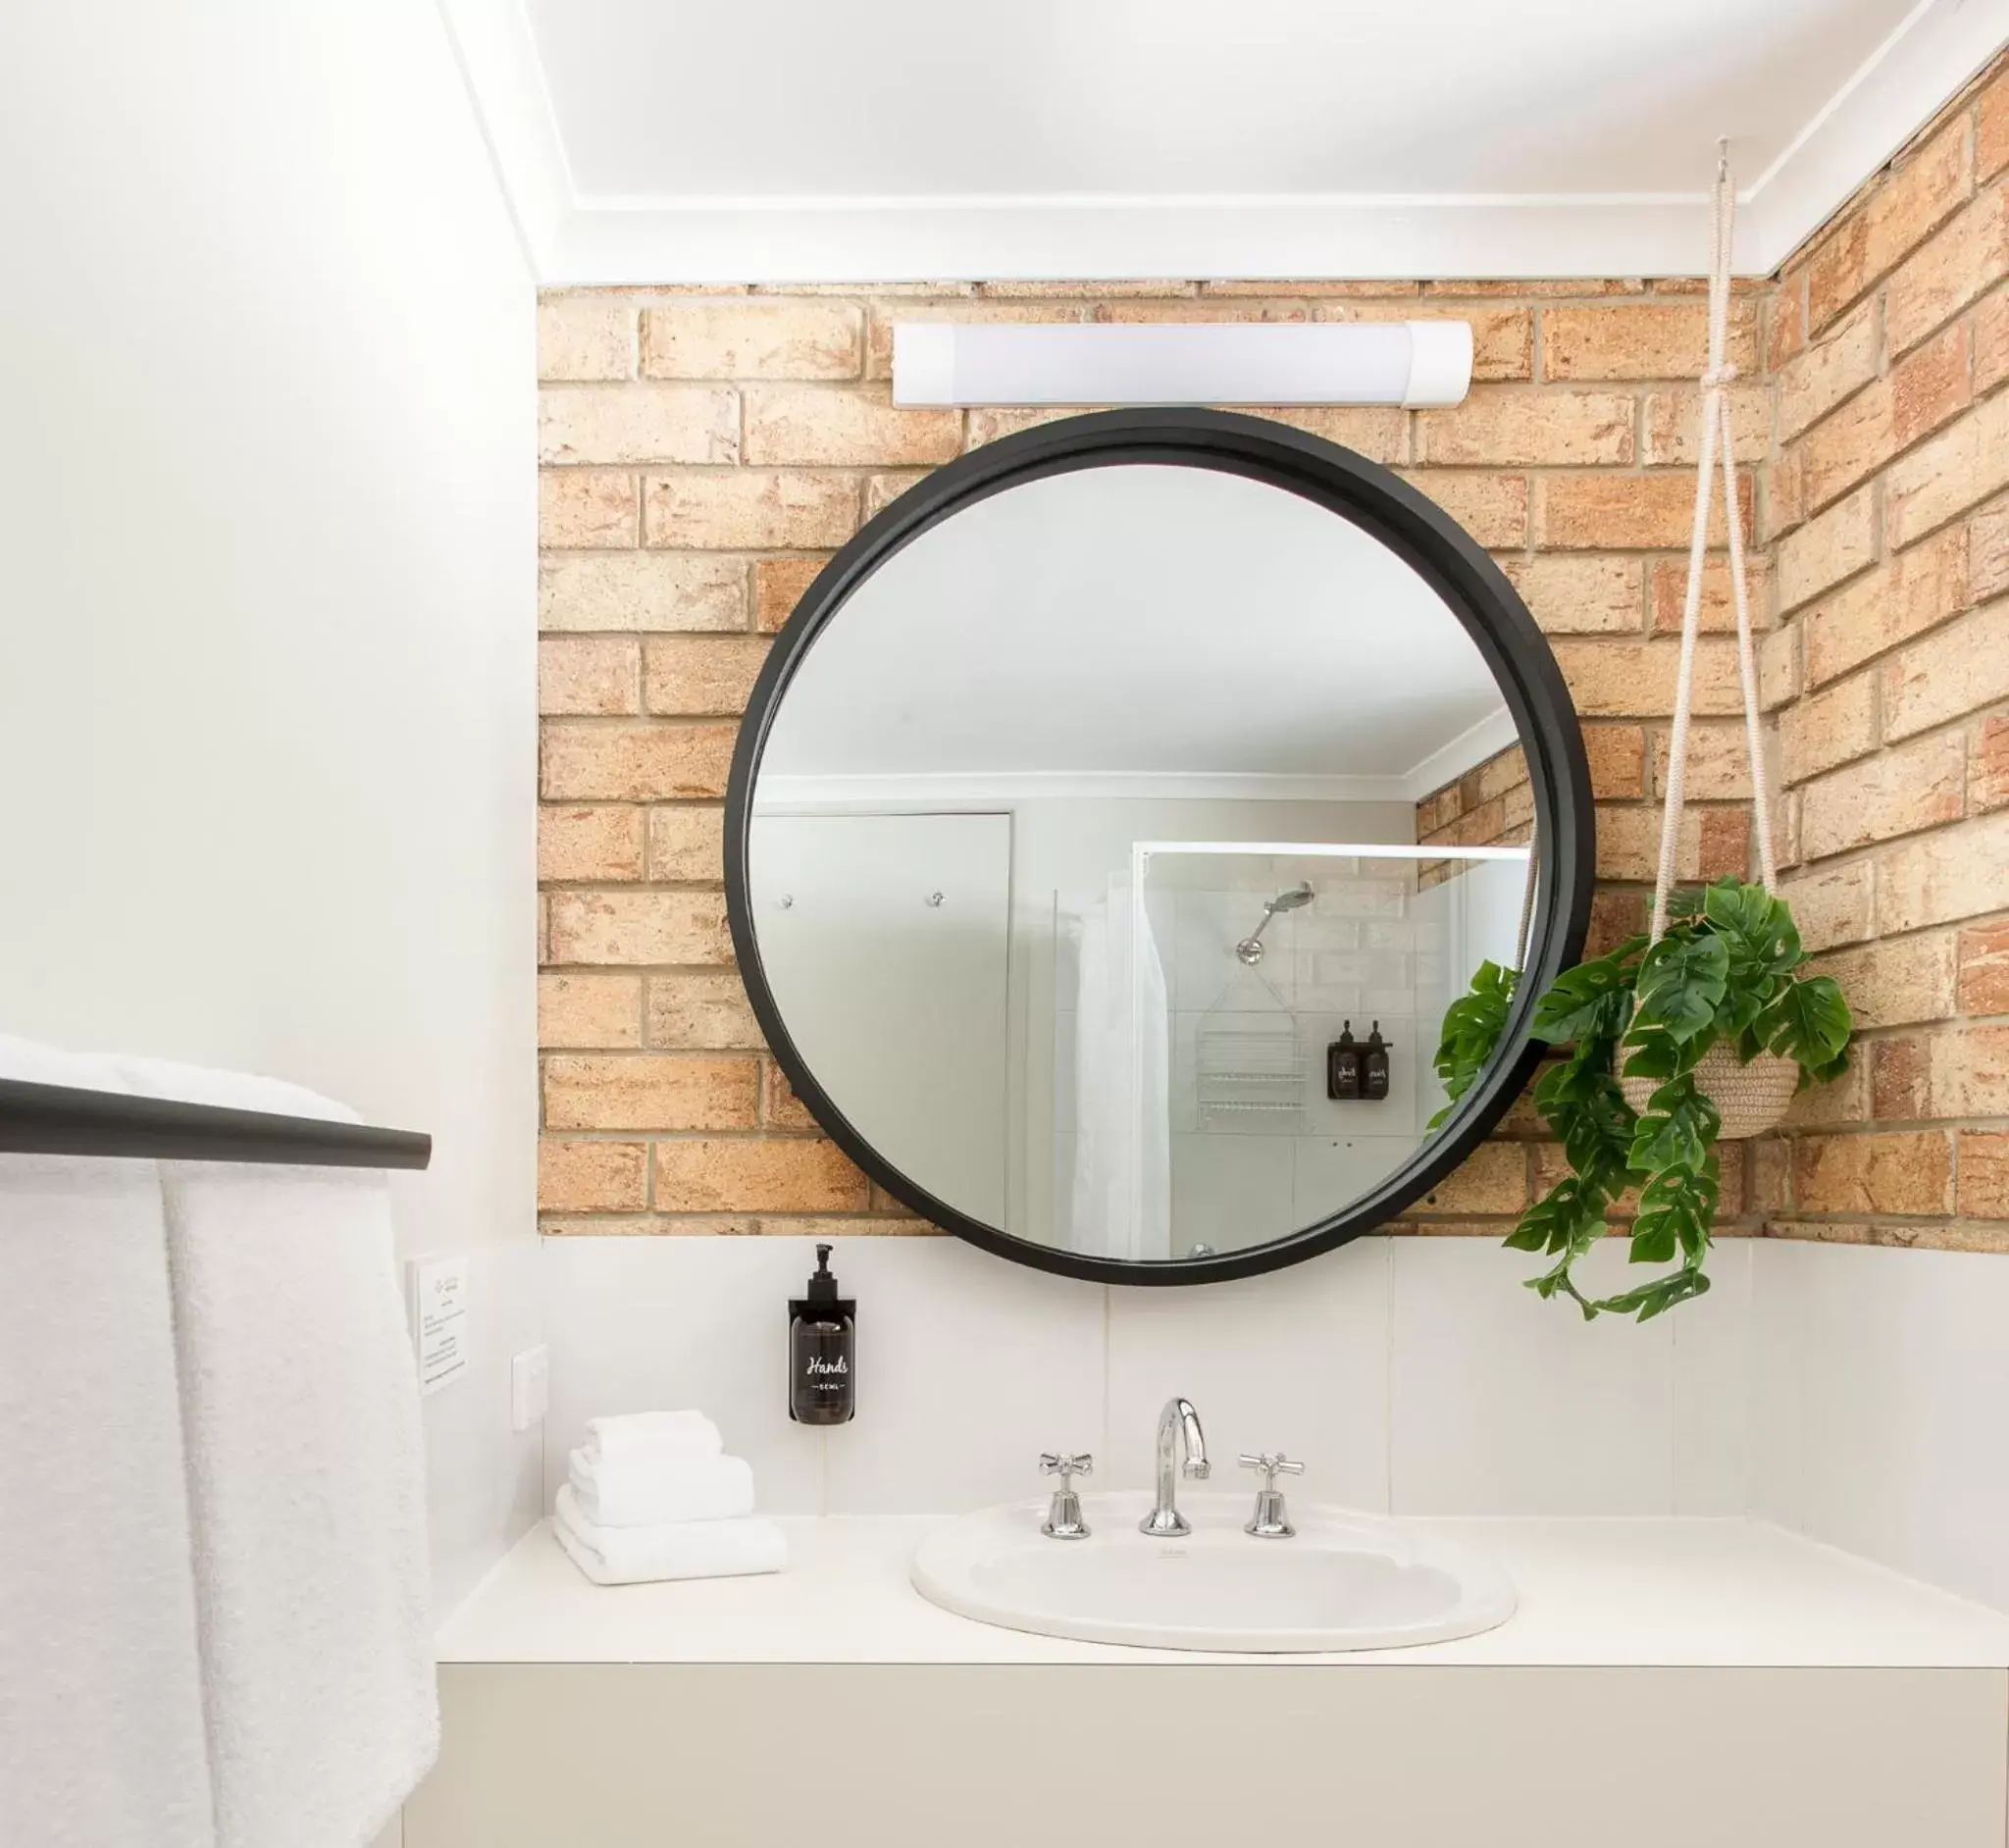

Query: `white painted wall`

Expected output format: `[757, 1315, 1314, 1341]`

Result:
[0, 2, 539, 1617]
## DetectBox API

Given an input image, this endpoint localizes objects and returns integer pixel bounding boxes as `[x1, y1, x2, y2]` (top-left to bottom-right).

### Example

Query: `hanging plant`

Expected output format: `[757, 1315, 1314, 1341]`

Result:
[1424, 144, 1856, 1320]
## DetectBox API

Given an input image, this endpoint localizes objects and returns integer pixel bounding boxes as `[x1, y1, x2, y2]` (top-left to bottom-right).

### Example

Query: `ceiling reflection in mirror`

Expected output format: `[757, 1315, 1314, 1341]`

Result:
[746, 462, 1537, 1264]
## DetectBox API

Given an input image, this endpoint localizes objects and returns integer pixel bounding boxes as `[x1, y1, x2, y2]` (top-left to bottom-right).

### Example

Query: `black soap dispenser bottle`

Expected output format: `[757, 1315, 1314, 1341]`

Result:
[1327, 1021, 1363, 1101]
[1363, 1021, 1392, 1101]
[789, 1243, 855, 1425]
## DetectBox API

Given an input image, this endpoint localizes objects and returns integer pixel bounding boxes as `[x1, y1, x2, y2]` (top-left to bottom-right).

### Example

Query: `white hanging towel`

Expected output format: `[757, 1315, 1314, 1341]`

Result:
[0, 1038, 216, 1848]
[112, 1056, 438, 1848]
[1069, 881, 1173, 1259]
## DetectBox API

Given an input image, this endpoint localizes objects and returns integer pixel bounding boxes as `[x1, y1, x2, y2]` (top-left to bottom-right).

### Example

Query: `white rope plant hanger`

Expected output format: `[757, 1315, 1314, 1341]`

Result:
[1616, 141, 1799, 1138]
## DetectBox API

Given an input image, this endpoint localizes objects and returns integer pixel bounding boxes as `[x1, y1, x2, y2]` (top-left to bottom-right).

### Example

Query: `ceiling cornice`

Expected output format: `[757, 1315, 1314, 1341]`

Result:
[447, 0, 2002, 286]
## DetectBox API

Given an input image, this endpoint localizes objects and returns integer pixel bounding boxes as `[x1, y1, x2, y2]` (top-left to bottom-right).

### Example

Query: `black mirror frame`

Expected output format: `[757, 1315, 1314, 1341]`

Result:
[725, 408, 1595, 1286]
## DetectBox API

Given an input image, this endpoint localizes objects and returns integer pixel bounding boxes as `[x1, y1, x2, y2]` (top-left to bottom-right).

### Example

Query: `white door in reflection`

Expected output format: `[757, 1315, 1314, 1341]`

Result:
[749, 812, 1011, 1221]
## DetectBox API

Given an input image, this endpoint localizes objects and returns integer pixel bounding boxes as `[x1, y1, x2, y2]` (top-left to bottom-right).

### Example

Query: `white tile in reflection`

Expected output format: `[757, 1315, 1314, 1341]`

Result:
[1107, 1237, 1390, 1511]
[1170, 1130, 1297, 1254]
[820, 1238, 1106, 1515]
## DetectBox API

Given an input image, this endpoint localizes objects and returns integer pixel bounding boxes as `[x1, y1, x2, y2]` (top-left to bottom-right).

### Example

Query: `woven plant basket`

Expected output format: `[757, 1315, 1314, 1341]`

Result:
[1623, 141, 1798, 1146]
[1621, 1044, 1799, 1141]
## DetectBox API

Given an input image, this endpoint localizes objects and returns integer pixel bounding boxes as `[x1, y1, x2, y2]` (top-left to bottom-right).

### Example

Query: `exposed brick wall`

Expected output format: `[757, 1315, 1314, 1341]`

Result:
[1755, 53, 2009, 1253]
[533, 46, 2009, 1254]
[1417, 742, 1531, 890]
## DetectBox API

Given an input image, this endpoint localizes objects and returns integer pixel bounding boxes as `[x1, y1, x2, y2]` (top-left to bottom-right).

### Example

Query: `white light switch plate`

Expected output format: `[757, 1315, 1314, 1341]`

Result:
[408, 1254, 470, 1397]
[511, 1344, 550, 1431]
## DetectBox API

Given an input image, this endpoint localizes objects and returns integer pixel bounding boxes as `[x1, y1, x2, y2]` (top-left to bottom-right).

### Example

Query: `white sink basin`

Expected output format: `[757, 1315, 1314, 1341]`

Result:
[912, 1491, 1516, 1654]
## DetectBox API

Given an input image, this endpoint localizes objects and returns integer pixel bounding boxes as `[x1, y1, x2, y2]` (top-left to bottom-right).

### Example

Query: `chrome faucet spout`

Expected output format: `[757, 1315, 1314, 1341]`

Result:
[1140, 1396, 1209, 1536]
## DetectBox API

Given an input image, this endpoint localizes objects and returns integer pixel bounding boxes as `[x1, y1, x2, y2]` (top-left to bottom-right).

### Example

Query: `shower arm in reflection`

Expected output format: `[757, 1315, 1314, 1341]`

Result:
[1233, 883, 1314, 967]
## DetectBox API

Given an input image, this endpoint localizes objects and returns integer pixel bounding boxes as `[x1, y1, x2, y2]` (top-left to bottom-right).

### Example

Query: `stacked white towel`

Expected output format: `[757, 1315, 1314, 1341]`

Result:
[553, 1411, 787, 1586]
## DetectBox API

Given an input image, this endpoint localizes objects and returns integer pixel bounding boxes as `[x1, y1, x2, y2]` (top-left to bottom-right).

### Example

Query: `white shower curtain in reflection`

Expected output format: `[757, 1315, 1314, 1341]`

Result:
[1070, 882, 1171, 1259]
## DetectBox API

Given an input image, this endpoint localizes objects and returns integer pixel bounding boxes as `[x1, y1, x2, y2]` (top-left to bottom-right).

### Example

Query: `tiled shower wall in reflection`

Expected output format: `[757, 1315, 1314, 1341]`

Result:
[535, 41, 2009, 1256]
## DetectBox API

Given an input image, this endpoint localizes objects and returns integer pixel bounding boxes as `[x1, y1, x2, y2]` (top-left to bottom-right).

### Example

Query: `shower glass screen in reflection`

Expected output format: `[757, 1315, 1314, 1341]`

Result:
[747, 464, 1533, 1262]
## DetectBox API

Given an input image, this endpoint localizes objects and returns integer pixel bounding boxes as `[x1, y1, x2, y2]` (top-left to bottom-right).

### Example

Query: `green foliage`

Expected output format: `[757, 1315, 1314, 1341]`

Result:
[1425, 960, 1519, 1131]
[1501, 877, 1855, 1322]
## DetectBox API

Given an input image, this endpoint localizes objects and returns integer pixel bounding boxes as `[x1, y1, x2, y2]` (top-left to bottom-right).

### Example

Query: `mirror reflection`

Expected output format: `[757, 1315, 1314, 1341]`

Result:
[748, 463, 1534, 1261]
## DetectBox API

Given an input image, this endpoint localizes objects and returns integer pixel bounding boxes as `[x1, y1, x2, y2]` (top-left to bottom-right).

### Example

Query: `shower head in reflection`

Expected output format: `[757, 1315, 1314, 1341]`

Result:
[1234, 883, 1314, 966]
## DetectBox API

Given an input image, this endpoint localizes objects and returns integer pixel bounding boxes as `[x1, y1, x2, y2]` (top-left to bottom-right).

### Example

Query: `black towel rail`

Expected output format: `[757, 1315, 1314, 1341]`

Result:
[0, 1078, 432, 1169]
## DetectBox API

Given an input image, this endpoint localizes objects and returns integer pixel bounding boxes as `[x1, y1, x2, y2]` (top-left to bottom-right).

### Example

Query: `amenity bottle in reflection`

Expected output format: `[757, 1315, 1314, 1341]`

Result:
[1363, 1023, 1391, 1101]
[789, 1242, 855, 1425]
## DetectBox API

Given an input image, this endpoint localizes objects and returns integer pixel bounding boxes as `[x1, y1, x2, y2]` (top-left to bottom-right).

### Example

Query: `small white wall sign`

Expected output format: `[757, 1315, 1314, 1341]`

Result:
[409, 1254, 471, 1396]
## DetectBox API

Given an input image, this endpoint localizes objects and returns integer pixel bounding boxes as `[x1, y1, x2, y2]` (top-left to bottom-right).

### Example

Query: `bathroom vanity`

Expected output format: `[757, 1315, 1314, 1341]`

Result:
[406, 1511, 2009, 1847]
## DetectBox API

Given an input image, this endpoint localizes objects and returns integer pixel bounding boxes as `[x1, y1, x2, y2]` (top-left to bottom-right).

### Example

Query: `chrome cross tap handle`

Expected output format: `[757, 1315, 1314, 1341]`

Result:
[1238, 1452, 1305, 1538]
[1039, 1452, 1094, 1539]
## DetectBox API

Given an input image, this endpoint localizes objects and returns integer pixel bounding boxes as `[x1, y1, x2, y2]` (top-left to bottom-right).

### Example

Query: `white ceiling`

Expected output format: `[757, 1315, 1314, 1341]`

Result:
[442, 0, 2004, 282]
[755, 463, 1515, 805]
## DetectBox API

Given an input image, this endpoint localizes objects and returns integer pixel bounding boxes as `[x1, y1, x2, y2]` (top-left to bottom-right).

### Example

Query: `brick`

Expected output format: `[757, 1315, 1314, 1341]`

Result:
[1807, 118, 1972, 329]
[536, 893, 548, 965]
[1777, 487, 1877, 615]
[864, 472, 927, 520]
[643, 636, 769, 716]
[743, 386, 961, 467]
[538, 973, 643, 1050]
[1759, 624, 1800, 711]
[539, 553, 747, 634]
[539, 637, 639, 716]
[653, 1138, 869, 1212]
[1318, 303, 1532, 381]
[1395, 473, 1526, 547]
[1970, 711, 2009, 812]
[538, 804, 644, 883]
[1792, 1131, 1952, 1214]
[1777, 298, 1880, 441]
[1871, 1035, 1930, 1119]
[645, 806, 725, 883]
[1810, 930, 1957, 1028]
[1250, 406, 1410, 463]
[1881, 598, 2009, 741]
[644, 471, 858, 550]
[1095, 299, 1311, 326]
[1983, 67, 2009, 180]
[1640, 383, 1771, 465]
[1778, 671, 1878, 785]
[1804, 525, 1970, 685]
[1416, 389, 1633, 466]
[1956, 1131, 2009, 1217]
[1764, 447, 1805, 541]
[977, 279, 1194, 299]
[1649, 555, 1774, 635]
[643, 298, 863, 381]
[1958, 920, 2009, 1013]
[864, 301, 1091, 383]
[646, 971, 762, 1050]
[754, 556, 829, 633]
[538, 297, 634, 382]
[1876, 808, 2009, 932]
[1979, 289, 2009, 396]
[547, 890, 732, 966]
[1800, 731, 1966, 859]
[1975, 497, 2009, 602]
[1768, 274, 1807, 370]
[762, 1060, 819, 1131]
[1876, 1024, 2009, 1120]
[539, 1140, 647, 1212]
[1415, 1141, 1526, 1213]
[1586, 888, 1646, 957]
[1884, 186, 2009, 356]
[538, 385, 738, 468]
[538, 1213, 758, 1238]
[1536, 473, 1749, 549]
[1595, 805, 1748, 882]
[1750, 1135, 1794, 1209]
[540, 471, 637, 548]
[1583, 724, 1647, 798]
[1551, 637, 1742, 716]
[1780, 861, 1876, 951]
[1500, 556, 1641, 635]
[541, 721, 736, 801]
[1649, 722, 1755, 800]
[966, 406, 1081, 449]
[1542, 301, 1758, 382]
[544, 1054, 758, 1132]
[1799, 321, 1972, 513]
[1885, 391, 2009, 549]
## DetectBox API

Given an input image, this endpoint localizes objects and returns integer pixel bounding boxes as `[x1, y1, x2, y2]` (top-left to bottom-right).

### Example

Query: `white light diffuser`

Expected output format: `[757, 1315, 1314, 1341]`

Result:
[892, 320, 1472, 408]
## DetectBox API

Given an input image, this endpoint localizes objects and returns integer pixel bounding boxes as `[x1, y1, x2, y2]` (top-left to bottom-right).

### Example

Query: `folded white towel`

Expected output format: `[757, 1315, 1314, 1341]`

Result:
[567, 1448, 755, 1528]
[112, 1056, 437, 1848]
[0, 1038, 215, 1848]
[553, 1486, 787, 1586]
[583, 1410, 722, 1465]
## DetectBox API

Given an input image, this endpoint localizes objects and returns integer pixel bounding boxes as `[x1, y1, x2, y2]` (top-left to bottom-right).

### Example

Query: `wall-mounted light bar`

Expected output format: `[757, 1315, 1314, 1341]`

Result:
[892, 320, 1472, 409]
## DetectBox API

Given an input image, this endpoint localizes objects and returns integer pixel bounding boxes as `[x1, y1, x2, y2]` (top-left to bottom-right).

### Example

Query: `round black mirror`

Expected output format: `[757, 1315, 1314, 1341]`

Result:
[727, 409, 1593, 1284]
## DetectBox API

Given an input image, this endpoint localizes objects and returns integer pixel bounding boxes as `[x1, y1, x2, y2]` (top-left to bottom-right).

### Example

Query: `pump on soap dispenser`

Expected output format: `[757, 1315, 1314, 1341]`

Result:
[789, 1243, 855, 1425]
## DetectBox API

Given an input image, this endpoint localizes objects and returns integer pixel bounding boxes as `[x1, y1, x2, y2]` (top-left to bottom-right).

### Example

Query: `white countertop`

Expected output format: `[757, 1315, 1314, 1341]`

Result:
[437, 1513, 2009, 1669]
